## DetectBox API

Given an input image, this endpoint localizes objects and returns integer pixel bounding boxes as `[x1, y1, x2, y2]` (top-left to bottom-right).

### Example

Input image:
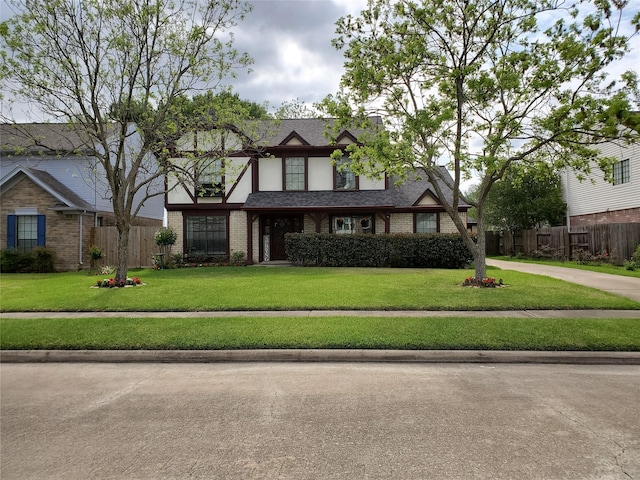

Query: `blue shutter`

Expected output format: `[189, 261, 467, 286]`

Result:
[37, 215, 46, 246]
[7, 215, 16, 248]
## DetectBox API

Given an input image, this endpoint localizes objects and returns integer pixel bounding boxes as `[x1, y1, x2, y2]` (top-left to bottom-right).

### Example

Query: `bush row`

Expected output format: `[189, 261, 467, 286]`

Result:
[0, 248, 56, 273]
[285, 233, 473, 269]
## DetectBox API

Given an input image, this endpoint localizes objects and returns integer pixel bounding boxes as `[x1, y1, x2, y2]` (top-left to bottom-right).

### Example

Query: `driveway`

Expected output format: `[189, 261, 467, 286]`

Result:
[487, 258, 640, 302]
[2, 363, 639, 479]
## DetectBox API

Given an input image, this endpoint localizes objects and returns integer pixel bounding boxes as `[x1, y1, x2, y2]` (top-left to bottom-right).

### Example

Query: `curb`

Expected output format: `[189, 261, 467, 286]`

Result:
[2, 349, 640, 365]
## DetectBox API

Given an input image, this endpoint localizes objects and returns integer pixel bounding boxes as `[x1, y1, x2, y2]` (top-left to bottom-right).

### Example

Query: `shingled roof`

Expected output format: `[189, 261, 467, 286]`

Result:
[244, 167, 469, 211]
[0, 167, 96, 212]
[0, 123, 117, 155]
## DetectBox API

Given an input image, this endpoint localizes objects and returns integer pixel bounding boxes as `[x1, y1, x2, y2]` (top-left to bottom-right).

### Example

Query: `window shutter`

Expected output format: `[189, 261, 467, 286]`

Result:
[37, 215, 46, 246]
[7, 215, 16, 248]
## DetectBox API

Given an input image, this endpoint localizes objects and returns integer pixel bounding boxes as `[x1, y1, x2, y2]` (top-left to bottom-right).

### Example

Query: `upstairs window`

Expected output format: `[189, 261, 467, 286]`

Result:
[335, 156, 357, 190]
[613, 159, 630, 185]
[198, 159, 223, 197]
[284, 157, 305, 191]
[416, 212, 438, 233]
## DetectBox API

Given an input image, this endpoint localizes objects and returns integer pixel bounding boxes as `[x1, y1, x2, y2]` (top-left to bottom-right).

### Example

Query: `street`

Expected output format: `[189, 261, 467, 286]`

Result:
[2, 363, 639, 479]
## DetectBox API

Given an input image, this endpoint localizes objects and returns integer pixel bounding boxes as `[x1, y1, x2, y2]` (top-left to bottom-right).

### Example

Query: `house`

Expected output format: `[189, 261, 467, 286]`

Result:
[165, 118, 469, 264]
[1, 123, 164, 271]
[562, 139, 639, 228]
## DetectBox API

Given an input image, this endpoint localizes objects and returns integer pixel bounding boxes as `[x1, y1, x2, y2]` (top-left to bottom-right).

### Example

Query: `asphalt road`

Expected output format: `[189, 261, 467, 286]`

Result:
[2, 363, 639, 479]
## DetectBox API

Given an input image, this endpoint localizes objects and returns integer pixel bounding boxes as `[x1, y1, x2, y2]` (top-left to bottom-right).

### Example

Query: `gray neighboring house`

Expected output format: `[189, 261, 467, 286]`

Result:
[1, 123, 164, 271]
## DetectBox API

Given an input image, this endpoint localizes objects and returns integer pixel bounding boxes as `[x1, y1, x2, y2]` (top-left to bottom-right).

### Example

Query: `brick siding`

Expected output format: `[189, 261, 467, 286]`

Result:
[570, 208, 640, 228]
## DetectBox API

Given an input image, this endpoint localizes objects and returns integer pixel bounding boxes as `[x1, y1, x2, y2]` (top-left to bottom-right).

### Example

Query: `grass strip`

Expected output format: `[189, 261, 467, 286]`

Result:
[2, 317, 639, 351]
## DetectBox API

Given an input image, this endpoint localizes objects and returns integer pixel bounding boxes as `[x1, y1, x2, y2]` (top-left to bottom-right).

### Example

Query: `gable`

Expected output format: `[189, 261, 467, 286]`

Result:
[415, 190, 439, 206]
[280, 131, 310, 146]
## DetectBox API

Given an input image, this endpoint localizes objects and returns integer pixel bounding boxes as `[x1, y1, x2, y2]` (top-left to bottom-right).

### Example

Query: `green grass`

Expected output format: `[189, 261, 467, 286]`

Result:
[491, 256, 640, 278]
[1, 266, 638, 312]
[1, 316, 638, 351]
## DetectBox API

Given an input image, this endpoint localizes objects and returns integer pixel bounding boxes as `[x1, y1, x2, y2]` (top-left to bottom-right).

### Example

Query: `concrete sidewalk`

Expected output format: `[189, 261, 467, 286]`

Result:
[487, 258, 640, 302]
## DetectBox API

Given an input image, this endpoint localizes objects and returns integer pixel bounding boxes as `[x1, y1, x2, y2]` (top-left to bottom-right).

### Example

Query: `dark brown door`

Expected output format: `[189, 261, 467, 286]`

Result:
[270, 215, 303, 260]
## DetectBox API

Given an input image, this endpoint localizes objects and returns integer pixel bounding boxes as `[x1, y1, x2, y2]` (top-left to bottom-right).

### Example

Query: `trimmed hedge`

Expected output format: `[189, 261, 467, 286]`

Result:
[285, 233, 473, 269]
[0, 247, 56, 273]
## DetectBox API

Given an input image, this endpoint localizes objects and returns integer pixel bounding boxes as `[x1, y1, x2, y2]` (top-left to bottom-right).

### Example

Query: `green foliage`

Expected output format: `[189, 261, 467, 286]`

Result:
[624, 244, 640, 270]
[483, 162, 567, 232]
[285, 233, 473, 269]
[154, 227, 177, 246]
[89, 246, 104, 261]
[319, 0, 639, 280]
[0, 248, 55, 273]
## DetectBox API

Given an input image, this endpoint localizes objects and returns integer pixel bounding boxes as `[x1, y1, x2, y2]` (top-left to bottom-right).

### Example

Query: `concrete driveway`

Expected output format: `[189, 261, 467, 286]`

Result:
[487, 259, 640, 302]
[2, 363, 639, 479]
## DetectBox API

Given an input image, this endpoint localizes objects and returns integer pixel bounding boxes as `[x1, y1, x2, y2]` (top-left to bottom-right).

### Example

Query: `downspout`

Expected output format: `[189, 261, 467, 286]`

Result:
[79, 212, 84, 266]
[565, 169, 571, 233]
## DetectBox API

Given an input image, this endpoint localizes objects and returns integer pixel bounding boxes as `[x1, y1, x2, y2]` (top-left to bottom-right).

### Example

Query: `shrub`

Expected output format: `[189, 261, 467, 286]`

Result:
[154, 227, 177, 247]
[89, 245, 104, 261]
[285, 233, 473, 269]
[0, 248, 56, 273]
[624, 244, 640, 271]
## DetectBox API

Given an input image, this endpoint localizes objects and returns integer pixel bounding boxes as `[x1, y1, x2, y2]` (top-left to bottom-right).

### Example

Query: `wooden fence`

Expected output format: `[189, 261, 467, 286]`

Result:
[91, 226, 160, 268]
[495, 223, 640, 265]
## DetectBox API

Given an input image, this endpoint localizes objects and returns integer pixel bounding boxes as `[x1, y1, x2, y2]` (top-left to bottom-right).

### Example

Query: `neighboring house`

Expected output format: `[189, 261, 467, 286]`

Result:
[166, 118, 469, 264]
[0, 123, 164, 271]
[562, 139, 639, 228]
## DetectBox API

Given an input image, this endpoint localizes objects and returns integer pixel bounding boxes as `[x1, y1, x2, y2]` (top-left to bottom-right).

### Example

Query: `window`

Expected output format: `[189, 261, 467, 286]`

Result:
[332, 215, 373, 234]
[198, 159, 223, 197]
[416, 213, 438, 233]
[613, 159, 630, 185]
[284, 157, 306, 191]
[6, 214, 46, 252]
[186, 216, 227, 255]
[335, 157, 356, 190]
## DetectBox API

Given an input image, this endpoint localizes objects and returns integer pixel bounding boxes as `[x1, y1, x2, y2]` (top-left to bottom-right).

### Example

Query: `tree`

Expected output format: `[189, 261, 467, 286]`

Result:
[1, 0, 252, 282]
[320, 0, 639, 280]
[483, 162, 566, 234]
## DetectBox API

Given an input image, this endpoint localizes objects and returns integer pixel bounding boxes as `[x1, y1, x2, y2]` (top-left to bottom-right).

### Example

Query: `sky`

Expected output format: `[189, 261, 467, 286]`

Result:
[1, 0, 638, 120]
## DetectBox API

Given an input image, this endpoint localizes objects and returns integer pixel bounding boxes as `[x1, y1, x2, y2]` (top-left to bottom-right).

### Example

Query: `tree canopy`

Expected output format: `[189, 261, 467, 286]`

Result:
[320, 0, 639, 279]
[482, 163, 567, 233]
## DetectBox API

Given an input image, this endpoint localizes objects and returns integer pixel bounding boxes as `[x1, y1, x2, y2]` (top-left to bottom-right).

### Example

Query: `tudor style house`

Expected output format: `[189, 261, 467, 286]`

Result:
[166, 118, 469, 264]
[562, 138, 639, 228]
[1, 123, 164, 271]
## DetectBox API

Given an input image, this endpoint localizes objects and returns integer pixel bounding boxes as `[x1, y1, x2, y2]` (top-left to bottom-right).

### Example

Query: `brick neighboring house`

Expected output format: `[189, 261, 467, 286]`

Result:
[1, 123, 164, 271]
[562, 138, 640, 228]
[166, 118, 469, 264]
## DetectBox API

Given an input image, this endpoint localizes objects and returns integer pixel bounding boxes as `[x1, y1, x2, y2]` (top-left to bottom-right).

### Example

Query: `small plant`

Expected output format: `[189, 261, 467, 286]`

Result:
[462, 277, 503, 288]
[100, 265, 115, 275]
[230, 251, 246, 266]
[624, 244, 640, 271]
[155, 227, 177, 247]
[95, 276, 142, 288]
[89, 245, 104, 261]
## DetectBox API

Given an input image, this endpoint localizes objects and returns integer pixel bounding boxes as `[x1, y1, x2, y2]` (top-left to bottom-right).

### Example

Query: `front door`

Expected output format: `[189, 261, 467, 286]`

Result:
[264, 215, 303, 261]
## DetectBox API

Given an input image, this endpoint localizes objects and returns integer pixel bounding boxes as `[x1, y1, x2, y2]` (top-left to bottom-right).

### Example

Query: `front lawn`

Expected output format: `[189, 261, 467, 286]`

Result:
[1, 266, 639, 312]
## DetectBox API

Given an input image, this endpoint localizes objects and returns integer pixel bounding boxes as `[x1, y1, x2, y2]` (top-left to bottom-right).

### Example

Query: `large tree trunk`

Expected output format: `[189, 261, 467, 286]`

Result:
[115, 225, 130, 283]
[472, 229, 487, 280]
